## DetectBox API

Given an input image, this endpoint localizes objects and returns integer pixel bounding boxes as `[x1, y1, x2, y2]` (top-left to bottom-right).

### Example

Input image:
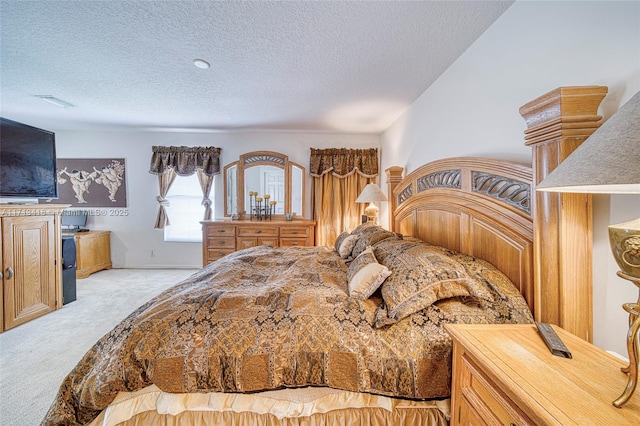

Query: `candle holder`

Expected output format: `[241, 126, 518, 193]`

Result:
[263, 194, 271, 220]
[255, 197, 263, 220]
[269, 200, 277, 220]
[249, 191, 257, 221]
[249, 193, 275, 220]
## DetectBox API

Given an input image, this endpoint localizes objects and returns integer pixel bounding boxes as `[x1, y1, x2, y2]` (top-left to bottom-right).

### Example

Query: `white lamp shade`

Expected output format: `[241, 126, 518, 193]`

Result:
[536, 90, 640, 194]
[355, 184, 388, 203]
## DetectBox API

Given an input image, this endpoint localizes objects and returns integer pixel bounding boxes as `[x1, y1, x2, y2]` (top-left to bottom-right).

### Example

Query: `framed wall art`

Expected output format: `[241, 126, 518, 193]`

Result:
[40, 158, 127, 207]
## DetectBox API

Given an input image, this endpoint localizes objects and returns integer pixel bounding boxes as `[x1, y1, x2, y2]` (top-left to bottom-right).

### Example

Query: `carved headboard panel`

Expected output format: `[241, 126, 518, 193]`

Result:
[387, 157, 534, 310]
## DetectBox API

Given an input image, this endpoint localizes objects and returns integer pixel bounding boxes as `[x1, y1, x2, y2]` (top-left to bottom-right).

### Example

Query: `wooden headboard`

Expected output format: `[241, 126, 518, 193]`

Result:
[386, 157, 534, 311]
[384, 86, 604, 342]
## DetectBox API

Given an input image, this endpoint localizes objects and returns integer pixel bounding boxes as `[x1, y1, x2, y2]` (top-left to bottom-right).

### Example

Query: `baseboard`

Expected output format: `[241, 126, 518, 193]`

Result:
[607, 350, 629, 362]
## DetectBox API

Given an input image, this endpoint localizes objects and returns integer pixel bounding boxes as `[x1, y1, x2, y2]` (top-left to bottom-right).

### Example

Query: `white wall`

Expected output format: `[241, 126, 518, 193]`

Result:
[54, 131, 378, 268]
[380, 0, 640, 355]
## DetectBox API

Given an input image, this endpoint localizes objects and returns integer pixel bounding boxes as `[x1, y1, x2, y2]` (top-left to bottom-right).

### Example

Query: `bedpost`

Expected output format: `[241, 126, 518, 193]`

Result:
[385, 166, 403, 231]
[520, 86, 607, 342]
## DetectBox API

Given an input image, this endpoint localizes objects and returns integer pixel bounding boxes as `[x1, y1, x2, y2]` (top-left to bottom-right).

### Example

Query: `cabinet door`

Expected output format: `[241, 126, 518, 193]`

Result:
[257, 237, 278, 248]
[237, 237, 258, 250]
[74, 232, 112, 279]
[455, 394, 490, 426]
[2, 215, 56, 330]
[238, 237, 277, 250]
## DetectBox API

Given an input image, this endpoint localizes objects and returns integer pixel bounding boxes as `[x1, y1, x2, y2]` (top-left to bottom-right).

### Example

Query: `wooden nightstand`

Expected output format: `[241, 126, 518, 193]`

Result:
[445, 324, 640, 425]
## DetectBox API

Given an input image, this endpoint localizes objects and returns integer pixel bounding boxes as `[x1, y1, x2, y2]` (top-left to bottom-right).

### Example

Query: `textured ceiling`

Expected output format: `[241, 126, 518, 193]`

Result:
[0, 1, 513, 133]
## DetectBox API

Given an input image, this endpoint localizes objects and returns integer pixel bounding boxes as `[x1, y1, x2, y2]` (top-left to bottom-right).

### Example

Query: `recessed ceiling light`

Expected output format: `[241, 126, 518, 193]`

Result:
[35, 95, 75, 108]
[193, 59, 210, 69]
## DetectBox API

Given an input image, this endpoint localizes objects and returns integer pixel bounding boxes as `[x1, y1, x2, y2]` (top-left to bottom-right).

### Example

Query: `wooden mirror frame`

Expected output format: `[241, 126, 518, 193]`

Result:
[223, 151, 306, 219]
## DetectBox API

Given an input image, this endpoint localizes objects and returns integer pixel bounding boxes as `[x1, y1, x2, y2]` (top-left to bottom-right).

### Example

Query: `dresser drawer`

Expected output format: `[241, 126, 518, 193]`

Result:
[238, 226, 279, 237]
[279, 227, 310, 238]
[280, 238, 309, 247]
[238, 237, 278, 250]
[459, 353, 533, 426]
[206, 249, 234, 263]
[207, 236, 236, 249]
[206, 225, 236, 237]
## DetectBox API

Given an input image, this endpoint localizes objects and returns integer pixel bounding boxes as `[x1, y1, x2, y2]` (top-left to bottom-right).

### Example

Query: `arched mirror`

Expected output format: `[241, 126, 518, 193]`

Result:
[224, 151, 306, 218]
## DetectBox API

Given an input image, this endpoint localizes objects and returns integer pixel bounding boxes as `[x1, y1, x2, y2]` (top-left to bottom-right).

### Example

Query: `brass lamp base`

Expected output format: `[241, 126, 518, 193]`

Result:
[364, 202, 379, 224]
[613, 270, 640, 408]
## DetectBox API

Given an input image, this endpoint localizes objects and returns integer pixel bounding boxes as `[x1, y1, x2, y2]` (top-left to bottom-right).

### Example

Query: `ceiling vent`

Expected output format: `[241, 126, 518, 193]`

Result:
[35, 95, 75, 108]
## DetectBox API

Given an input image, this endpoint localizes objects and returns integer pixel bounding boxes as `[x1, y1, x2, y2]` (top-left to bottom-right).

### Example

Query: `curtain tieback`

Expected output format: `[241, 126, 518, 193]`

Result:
[156, 196, 170, 207]
[201, 197, 212, 207]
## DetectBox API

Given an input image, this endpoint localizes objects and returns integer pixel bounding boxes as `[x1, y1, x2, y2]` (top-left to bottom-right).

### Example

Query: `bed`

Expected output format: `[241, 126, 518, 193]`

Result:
[40, 155, 538, 426]
[40, 85, 605, 426]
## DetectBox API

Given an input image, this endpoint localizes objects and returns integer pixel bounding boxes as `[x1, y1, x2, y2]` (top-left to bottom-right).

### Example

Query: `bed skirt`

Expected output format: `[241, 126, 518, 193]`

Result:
[88, 385, 450, 426]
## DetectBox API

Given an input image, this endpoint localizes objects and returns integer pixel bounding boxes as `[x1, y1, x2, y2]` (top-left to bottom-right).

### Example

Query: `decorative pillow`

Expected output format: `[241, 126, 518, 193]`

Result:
[377, 243, 494, 324]
[334, 231, 349, 251]
[334, 232, 359, 259]
[347, 247, 392, 300]
[350, 221, 381, 236]
[351, 228, 399, 259]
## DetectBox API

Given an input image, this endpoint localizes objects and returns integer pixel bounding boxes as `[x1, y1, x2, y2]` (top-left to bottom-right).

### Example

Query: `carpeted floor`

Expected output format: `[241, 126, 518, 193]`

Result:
[0, 268, 198, 426]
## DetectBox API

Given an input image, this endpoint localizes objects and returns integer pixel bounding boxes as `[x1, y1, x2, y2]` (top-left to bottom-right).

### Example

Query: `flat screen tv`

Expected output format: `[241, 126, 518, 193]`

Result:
[0, 117, 58, 199]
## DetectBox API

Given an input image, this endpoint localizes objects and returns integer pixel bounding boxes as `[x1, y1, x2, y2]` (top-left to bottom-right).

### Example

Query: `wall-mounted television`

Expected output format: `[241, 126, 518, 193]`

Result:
[0, 117, 58, 199]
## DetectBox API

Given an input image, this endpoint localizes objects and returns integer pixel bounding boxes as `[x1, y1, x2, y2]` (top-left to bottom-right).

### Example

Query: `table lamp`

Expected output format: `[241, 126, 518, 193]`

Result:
[536, 90, 640, 407]
[356, 183, 387, 224]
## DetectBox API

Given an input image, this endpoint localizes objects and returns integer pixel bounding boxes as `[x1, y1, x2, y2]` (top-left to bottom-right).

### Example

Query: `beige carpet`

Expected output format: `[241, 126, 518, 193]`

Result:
[0, 268, 198, 426]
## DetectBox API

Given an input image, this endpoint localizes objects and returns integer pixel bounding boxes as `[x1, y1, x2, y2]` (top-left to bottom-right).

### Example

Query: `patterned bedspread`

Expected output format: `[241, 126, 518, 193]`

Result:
[42, 242, 533, 425]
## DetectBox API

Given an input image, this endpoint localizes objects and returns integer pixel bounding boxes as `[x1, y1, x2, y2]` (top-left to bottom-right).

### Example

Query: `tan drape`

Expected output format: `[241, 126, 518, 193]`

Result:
[197, 169, 214, 221]
[149, 146, 221, 229]
[154, 169, 177, 229]
[310, 148, 380, 247]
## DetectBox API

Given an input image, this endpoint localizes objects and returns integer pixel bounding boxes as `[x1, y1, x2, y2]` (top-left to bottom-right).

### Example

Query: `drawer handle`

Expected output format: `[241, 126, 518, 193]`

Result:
[291, 231, 298, 234]
[6, 267, 14, 280]
[218, 241, 226, 245]
[255, 230, 262, 234]
[217, 229, 226, 233]
[291, 242, 299, 245]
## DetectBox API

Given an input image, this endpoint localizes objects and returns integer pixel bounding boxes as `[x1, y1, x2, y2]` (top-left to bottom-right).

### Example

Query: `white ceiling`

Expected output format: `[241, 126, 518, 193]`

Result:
[0, 1, 513, 134]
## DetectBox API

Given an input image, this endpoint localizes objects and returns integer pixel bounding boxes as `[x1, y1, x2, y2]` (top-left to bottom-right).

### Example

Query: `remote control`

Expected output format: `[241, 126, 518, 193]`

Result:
[535, 322, 572, 358]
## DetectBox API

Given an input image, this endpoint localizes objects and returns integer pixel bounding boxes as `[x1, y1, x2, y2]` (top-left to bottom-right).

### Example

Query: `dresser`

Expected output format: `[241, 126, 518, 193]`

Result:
[445, 324, 640, 425]
[63, 230, 112, 278]
[201, 219, 315, 266]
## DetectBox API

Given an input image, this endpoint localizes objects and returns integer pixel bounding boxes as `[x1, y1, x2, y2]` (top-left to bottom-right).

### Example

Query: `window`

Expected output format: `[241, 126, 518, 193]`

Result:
[164, 174, 207, 242]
